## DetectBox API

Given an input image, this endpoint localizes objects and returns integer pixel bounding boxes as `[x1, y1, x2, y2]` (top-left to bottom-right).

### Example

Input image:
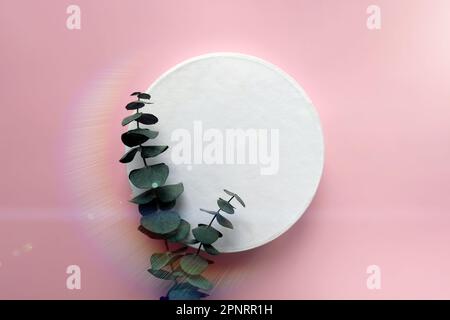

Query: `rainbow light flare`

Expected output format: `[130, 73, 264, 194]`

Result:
[63, 55, 249, 298]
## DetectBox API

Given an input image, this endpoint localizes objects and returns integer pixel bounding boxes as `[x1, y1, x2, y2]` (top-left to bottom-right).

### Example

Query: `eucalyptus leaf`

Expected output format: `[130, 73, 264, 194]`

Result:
[183, 238, 200, 245]
[129, 163, 169, 189]
[126, 101, 145, 110]
[151, 253, 172, 270]
[137, 113, 158, 125]
[168, 287, 207, 300]
[180, 255, 208, 275]
[200, 209, 217, 215]
[138, 225, 165, 240]
[119, 147, 139, 163]
[129, 128, 159, 140]
[192, 226, 220, 244]
[137, 93, 151, 100]
[187, 275, 213, 291]
[224, 189, 246, 207]
[130, 189, 157, 205]
[140, 211, 181, 234]
[138, 200, 158, 215]
[122, 113, 142, 126]
[148, 268, 174, 280]
[156, 183, 184, 202]
[167, 219, 190, 243]
[141, 146, 168, 158]
[217, 198, 235, 214]
[203, 244, 220, 255]
[158, 199, 176, 211]
[216, 214, 233, 229]
[121, 131, 149, 147]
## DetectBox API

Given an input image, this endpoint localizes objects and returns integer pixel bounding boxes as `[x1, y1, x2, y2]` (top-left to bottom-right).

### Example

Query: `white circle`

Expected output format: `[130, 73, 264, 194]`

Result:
[127, 53, 324, 252]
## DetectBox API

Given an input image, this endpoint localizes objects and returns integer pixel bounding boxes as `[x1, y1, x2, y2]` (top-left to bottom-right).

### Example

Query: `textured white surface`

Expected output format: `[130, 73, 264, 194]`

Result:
[127, 53, 324, 252]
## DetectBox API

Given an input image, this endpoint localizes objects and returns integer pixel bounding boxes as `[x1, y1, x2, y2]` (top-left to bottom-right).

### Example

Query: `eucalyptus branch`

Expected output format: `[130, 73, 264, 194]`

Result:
[196, 195, 235, 255]
[119, 90, 246, 300]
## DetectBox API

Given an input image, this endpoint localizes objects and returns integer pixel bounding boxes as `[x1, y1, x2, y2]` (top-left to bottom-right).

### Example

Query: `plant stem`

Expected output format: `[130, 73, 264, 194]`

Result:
[135, 106, 148, 167]
[164, 240, 178, 285]
[196, 195, 235, 255]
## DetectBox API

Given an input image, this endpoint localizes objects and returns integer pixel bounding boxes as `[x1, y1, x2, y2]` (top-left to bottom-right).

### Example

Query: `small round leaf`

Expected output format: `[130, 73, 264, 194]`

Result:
[216, 214, 233, 229]
[151, 253, 172, 270]
[137, 113, 158, 125]
[121, 131, 148, 147]
[217, 198, 235, 214]
[156, 183, 184, 202]
[148, 269, 174, 280]
[192, 226, 220, 245]
[180, 255, 208, 275]
[187, 275, 213, 291]
[200, 209, 217, 215]
[129, 163, 169, 189]
[138, 200, 158, 216]
[137, 93, 151, 100]
[141, 146, 168, 158]
[203, 244, 220, 255]
[130, 189, 157, 205]
[126, 101, 145, 110]
[167, 219, 190, 243]
[119, 147, 139, 163]
[140, 211, 181, 234]
[224, 189, 246, 207]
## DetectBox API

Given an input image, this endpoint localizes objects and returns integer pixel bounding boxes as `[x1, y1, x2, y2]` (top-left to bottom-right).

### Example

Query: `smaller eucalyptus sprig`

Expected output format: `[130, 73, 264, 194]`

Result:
[161, 190, 245, 300]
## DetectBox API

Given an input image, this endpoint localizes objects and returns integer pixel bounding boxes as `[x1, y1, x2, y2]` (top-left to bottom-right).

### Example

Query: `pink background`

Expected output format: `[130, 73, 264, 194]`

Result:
[1, 0, 450, 299]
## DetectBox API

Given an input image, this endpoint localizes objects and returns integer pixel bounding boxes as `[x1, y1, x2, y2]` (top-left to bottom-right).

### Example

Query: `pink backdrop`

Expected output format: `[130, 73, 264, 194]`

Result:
[1, 0, 450, 299]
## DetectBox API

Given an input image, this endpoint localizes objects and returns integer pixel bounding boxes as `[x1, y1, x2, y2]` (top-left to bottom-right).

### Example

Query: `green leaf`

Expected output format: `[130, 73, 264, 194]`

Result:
[129, 163, 169, 189]
[148, 269, 175, 280]
[216, 214, 233, 229]
[121, 131, 149, 147]
[192, 226, 220, 245]
[167, 219, 190, 243]
[130, 189, 157, 205]
[180, 255, 208, 275]
[137, 93, 151, 100]
[140, 211, 181, 234]
[129, 128, 159, 140]
[119, 147, 139, 163]
[130, 91, 141, 96]
[158, 200, 176, 211]
[200, 209, 217, 215]
[137, 113, 158, 125]
[151, 253, 172, 270]
[224, 189, 246, 207]
[122, 113, 142, 126]
[168, 284, 207, 300]
[198, 224, 223, 238]
[217, 198, 234, 214]
[141, 146, 168, 158]
[126, 101, 145, 110]
[156, 183, 184, 202]
[187, 275, 213, 291]
[203, 244, 220, 255]
[183, 238, 200, 245]
[138, 200, 158, 215]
